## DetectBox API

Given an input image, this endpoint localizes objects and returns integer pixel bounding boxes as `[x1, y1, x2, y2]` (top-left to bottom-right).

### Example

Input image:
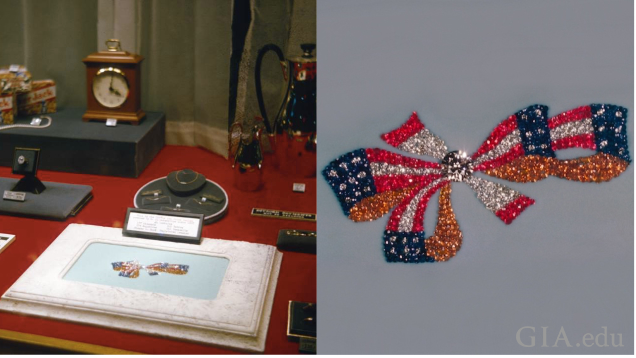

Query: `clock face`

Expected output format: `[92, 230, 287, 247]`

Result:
[92, 67, 130, 108]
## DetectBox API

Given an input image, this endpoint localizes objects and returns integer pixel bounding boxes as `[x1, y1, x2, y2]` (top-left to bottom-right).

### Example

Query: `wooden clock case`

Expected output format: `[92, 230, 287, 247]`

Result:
[82, 42, 145, 124]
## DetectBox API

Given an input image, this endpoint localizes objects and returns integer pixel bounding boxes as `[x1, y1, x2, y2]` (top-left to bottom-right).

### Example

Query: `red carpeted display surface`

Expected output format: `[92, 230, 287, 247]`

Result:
[0, 145, 316, 354]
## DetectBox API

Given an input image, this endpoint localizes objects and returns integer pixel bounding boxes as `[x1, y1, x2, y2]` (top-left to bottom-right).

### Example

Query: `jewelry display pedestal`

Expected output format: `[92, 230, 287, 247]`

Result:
[0, 108, 165, 178]
[0, 178, 92, 220]
[134, 176, 229, 224]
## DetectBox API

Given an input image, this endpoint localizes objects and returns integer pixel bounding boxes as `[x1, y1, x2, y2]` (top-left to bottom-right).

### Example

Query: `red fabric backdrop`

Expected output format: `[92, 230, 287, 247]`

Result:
[0, 145, 316, 354]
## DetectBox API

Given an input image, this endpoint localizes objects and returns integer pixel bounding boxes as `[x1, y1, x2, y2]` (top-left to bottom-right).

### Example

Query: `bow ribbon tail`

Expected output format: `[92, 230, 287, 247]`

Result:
[463, 176, 535, 224]
[381, 112, 448, 160]
[383, 177, 449, 262]
[383, 180, 464, 263]
[423, 183, 463, 262]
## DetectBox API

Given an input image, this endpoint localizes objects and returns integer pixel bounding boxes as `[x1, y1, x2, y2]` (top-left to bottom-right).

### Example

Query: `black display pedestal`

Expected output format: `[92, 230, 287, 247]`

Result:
[0, 108, 165, 178]
[0, 178, 92, 220]
[133, 177, 229, 224]
[12, 175, 46, 194]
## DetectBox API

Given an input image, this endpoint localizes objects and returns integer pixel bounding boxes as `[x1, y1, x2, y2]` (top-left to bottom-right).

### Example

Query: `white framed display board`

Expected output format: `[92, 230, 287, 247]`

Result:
[0, 224, 282, 352]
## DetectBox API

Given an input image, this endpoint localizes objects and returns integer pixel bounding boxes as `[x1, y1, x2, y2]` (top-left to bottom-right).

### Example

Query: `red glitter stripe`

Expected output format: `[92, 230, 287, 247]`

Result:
[547, 105, 591, 129]
[473, 143, 525, 172]
[551, 133, 596, 151]
[495, 195, 535, 225]
[386, 182, 426, 231]
[380, 112, 425, 147]
[365, 148, 440, 169]
[471, 115, 518, 160]
[412, 180, 449, 232]
[373, 174, 441, 193]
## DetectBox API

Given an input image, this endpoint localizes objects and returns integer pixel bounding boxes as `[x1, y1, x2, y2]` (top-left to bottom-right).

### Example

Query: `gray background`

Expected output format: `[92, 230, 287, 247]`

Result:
[317, 0, 633, 354]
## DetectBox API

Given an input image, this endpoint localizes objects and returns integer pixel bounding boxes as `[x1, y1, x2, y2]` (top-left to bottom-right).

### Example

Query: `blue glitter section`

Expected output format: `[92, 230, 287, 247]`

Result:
[383, 230, 435, 263]
[590, 104, 630, 163]
[322, 149, 377, 215]
[516, 104, 555, 158]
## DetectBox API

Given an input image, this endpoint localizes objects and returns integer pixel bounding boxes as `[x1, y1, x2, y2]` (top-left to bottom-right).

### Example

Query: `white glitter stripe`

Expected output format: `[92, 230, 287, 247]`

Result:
[473, 129, 521, 166]
[549, 117, 593, 142]
[369, 162, 442, 177]
[397, 128, 448, 160]
[464, 176, 520, 213]
[398, 178, 444, 232]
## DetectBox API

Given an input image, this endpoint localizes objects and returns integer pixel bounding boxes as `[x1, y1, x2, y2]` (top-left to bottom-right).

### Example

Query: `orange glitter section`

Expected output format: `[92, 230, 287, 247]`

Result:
[348, 186, 416, 222]
[146, 264, 188, 275]
[424, 184, 462, 262]
[484, 153, 629, 183]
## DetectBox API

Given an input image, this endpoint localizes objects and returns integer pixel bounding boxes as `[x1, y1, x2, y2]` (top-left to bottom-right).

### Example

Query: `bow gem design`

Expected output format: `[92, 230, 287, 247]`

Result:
[323, 104, 630, 263]
[111, 261, 189, 278]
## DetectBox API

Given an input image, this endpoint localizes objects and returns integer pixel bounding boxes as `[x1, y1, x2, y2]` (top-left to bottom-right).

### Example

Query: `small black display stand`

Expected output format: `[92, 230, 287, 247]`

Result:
[134, 172, 229, 224]
[12, 175, 46, 194]
[11, 147, 46, 194]
[287, 301, 317, 353]
[165, 169, 207, 196]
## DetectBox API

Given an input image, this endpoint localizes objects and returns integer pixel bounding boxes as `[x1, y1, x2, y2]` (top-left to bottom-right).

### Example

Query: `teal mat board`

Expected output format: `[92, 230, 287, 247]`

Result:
[64, 242, 229, 300]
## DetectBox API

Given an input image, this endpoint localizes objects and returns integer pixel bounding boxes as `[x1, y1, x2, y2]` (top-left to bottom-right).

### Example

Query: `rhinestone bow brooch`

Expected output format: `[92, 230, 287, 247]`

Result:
[323, 104, 630, 263]
[111, 261, 189, 278]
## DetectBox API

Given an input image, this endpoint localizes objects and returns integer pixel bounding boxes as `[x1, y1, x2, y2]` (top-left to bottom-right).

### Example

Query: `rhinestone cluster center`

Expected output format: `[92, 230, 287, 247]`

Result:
[441, 150, 473, 182]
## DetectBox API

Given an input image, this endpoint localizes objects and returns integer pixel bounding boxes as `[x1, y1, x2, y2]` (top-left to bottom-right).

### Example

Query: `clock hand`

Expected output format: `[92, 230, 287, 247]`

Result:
[112, 88, 122, 96]
[109, 74, 114, 91]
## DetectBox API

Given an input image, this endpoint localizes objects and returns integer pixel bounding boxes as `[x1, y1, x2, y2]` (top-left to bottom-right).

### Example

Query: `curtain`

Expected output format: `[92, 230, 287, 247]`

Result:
[135, 0, 233, 156]
[0, 0, 98, 108]
[101, 0, 316, 158]
[234, 0, 317, 140]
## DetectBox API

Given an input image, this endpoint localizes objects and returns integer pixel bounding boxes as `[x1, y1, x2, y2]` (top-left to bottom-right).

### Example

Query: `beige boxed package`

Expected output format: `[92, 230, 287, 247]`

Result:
[0, 92, 16, 125]
[0, 65, 31, 93]
[18, 79, 56, 115]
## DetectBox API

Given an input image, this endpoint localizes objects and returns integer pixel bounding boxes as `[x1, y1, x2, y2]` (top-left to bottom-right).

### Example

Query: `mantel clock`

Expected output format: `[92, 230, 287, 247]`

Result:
[82, 39, 145, 124]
